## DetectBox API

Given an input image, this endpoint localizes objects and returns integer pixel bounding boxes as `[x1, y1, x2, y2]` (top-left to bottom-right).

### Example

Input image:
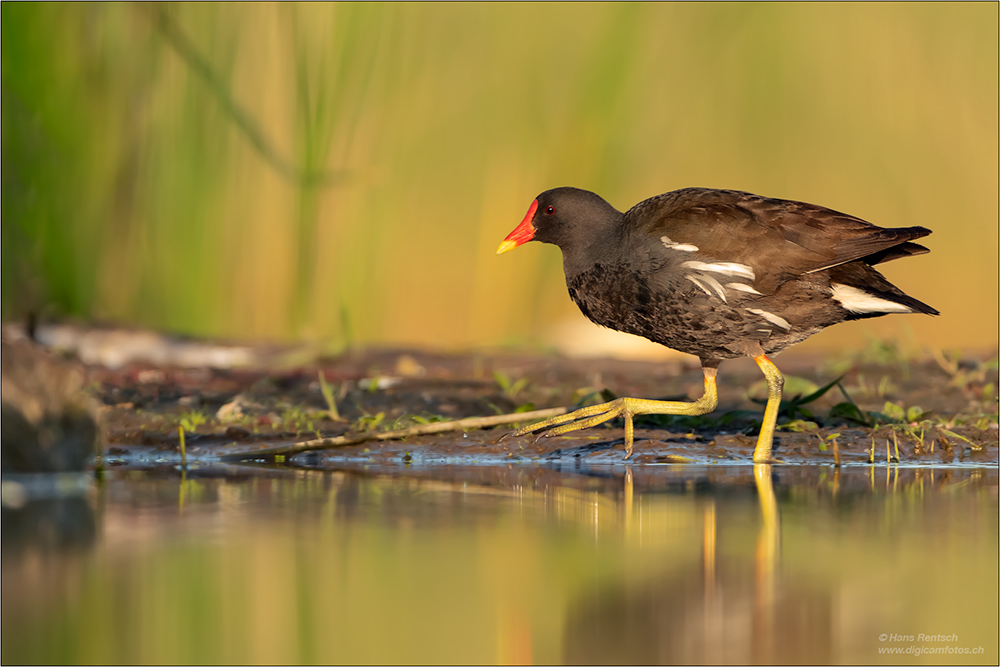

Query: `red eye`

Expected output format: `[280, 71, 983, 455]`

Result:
[545, 206, 555, 215]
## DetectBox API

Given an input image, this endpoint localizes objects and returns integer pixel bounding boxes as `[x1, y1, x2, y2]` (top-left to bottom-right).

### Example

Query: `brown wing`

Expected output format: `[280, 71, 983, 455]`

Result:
[626, 188, 931, 292]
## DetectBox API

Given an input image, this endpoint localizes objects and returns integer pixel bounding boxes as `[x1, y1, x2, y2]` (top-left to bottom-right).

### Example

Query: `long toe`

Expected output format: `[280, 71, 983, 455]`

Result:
[508, 400, 624, 439]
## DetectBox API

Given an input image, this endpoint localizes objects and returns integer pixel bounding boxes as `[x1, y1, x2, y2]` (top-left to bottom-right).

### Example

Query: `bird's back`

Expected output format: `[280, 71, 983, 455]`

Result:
[566, 187, 936, 362]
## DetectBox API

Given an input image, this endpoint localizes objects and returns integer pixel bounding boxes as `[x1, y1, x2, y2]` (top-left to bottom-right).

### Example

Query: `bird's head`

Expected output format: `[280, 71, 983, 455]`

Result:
[497, 187, 622, 257]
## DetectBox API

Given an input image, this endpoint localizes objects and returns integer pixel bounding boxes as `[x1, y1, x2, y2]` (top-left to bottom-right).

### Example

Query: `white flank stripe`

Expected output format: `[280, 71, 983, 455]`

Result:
[685, 275, 713, 297]
[726, 282, 762, 295]
[831, 284, 913, 313]
[697, 273, 728, 302]
[682, 261, 755, 280]
[660, 236, 699, 252]
[746, 308, 792, 330]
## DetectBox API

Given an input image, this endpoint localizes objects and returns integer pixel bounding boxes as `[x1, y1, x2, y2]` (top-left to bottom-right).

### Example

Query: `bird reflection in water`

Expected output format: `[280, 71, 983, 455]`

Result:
[565, 464, 831, 665]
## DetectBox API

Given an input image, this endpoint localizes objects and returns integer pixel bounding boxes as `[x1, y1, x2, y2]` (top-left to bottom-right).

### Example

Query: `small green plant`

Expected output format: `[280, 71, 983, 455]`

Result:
[827, 401, 871, 427]
[356, 412, 385, 431]
[871, 400, 944, 453]
[844, 372, 899, 399]
[179, 410, 207, 433]
[780, 419, 819, 433]
[482, 399, 504, 415]
[931, 352, 999, 431]
[937, 427, 975, 448]
[879, 401, 931, 424]
[777, 421, 842, 456]
[178, 426, 188, 467]
[281, 406, 315, 435]
[820, 432, 841, 452]
[824, 432, 841, 458]
[318, 370, 343, 421]
[494, 370, 529, 399]
[939, 352, 996, 386]
[409, 413, 449, 425]
[386, 412, 449, 430]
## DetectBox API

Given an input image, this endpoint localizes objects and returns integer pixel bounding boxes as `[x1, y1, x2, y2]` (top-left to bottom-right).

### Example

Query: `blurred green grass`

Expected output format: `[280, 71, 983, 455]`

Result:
[2, 2, 997, 353]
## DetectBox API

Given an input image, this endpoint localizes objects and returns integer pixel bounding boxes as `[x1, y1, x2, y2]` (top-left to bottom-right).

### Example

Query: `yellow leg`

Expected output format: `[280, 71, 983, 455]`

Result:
[752, 354, 784, 464]
[502, 368, 719, 459]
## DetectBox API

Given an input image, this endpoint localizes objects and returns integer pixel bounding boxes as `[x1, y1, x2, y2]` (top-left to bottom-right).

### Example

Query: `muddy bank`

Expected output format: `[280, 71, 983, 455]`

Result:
[77, 342, 997, 468]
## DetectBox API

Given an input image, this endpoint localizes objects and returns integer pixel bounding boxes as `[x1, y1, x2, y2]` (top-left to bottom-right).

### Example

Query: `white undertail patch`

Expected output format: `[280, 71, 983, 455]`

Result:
[831, 284, 913, 313]
[660, 236, 699, 252]
[746, 308, 792, 330]
[682, 260, 755, 280]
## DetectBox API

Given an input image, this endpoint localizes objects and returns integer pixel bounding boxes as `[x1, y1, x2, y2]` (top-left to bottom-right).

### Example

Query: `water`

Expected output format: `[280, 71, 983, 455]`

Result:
[2, 463, 997, 665]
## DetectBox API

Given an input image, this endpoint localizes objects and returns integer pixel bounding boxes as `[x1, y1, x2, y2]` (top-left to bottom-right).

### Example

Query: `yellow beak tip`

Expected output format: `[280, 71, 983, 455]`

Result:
[496, 240, 518, 255]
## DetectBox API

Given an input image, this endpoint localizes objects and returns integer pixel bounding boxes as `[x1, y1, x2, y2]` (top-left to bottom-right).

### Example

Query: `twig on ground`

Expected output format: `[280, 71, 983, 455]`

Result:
[222, 407, 568, 460]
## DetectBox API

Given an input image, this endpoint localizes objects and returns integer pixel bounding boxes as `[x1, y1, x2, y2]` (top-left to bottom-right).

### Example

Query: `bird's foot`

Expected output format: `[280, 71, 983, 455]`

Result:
[507, 398, 628, 439]
[502, 393, 718, 459]
[504, 397, 636, 456]
[750, 432, 785, 464]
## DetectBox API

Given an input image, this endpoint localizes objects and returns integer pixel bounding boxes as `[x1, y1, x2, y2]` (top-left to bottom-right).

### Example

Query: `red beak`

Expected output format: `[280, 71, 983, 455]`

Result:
[497, 199, 538, 254]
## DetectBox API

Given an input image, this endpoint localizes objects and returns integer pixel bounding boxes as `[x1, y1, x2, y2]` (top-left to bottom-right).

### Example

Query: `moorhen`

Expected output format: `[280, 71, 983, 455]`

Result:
[497, 187, 937, 463]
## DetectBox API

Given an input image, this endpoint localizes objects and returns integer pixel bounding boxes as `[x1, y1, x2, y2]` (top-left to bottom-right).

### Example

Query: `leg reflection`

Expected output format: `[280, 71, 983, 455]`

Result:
[753, 463, 779, 663]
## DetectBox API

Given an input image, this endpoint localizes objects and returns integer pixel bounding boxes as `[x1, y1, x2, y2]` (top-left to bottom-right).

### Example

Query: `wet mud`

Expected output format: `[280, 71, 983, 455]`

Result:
[89, 346, 998, 468]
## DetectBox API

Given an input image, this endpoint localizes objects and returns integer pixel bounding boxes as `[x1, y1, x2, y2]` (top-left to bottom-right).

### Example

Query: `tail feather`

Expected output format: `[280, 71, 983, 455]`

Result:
[863, 241, 930, 266]
[828, 263, 938, 318]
